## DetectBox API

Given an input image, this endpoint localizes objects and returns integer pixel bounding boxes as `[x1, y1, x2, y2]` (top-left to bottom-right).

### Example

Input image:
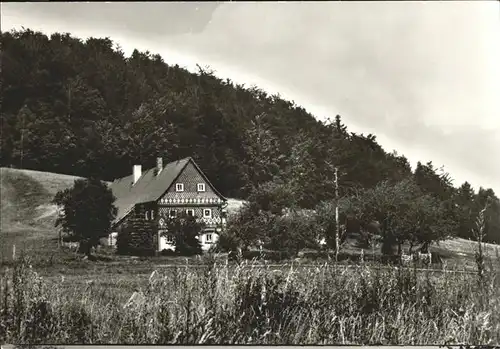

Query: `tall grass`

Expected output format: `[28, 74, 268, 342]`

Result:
[1, 255, 499, 345]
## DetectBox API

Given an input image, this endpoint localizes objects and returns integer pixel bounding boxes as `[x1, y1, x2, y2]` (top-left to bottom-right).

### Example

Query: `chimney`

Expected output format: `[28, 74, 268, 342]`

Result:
[133, 165, 142, 185]
[156, 157, 163, 176]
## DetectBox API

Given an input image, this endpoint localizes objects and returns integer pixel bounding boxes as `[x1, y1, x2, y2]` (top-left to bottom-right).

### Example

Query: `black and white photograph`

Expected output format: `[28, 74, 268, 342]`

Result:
[0, 1, 499, 346]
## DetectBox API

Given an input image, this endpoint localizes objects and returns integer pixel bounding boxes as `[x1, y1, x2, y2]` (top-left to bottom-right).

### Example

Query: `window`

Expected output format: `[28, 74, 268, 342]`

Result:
[176, 183, 184, 192]
[186, 209, 194, 217]
[197, 183, 206, 192]
[169, 209, 177, 218]
[206, 233, 213, 243]
[145, 211, 149, 220]
[166, 234, 174, 243]
[151, 210, 154, 220]
[203, 209, 212, 218]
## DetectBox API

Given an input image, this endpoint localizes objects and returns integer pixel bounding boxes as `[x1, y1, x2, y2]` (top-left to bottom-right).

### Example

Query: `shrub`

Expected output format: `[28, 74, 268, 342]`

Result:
[160, 212, 204, 256]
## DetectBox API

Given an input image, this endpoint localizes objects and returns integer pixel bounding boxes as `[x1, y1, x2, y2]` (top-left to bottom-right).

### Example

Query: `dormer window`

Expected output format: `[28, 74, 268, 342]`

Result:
[186, 209, 194, 217]
[176, 183, 184, 192]
[203, 209, 212, 218]
[197, 183, 206, 192]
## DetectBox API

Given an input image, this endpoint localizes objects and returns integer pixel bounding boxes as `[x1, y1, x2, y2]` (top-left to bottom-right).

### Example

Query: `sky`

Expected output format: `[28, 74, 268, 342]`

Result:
[2, 2, 500, 194]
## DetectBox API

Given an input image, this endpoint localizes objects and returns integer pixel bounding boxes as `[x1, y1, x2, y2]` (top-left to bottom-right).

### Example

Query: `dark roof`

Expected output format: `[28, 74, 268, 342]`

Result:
[110, 157, 226, 225]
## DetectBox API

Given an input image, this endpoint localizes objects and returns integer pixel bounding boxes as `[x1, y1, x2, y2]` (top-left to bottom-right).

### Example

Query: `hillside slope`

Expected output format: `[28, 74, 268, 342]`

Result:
[0, 167, 86, 260]
[1, 167, 86, 231]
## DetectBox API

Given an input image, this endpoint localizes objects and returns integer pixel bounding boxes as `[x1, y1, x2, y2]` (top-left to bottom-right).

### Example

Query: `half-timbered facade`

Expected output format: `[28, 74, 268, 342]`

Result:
[110, 157, 228, 253]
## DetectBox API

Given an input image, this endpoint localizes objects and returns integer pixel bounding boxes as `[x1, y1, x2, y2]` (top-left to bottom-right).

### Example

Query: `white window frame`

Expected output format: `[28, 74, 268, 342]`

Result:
[186, 209, 194, 217]
[203, 209, 212, 218]
[197, 183, 206, 192]
[145, 211, 149, 220]
[176, 183, 184, 192]
[169, 209, 177, 218]
[166, 234, 174, 243]
[151, 210, 154, 220]
[206, 233, 213, 243]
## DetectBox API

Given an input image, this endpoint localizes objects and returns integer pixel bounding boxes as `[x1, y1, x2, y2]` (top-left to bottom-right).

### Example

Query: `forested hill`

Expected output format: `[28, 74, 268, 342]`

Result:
[1, 29, 499, 242]
[1, 29, 409, 198]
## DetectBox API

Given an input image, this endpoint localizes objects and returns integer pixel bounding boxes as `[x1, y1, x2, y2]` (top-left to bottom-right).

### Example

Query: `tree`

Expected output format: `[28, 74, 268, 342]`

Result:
[475, 188, 500, 244]
[348, 179, 417, 255]
[241, 113, 284, 193]
[455, 181, 477, 240]
[161, 212, 204, 256]
[349, 180, 406, 255]
[222, 180, 307, 254]
[347, 178, 458, 257]
[400, 193, 457, 253]
[267, 208, 319, 256]
[53, 178, 117, 258]
[224, 204, 274, 252]
[414, 161, 454, 201]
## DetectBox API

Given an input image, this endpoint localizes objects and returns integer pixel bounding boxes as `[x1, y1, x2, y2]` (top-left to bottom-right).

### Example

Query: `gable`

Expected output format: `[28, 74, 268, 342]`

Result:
[110, 157, 226, 225]
[159, 161, 224, 204]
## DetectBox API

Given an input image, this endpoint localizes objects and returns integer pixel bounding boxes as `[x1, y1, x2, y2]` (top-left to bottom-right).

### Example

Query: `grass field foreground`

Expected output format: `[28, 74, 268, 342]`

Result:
[1, 255, 499, 345]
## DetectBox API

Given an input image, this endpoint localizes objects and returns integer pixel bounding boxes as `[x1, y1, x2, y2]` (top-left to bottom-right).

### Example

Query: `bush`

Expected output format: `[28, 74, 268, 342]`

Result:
[215, 229, 241, 253]
[161, 212, 203, 256]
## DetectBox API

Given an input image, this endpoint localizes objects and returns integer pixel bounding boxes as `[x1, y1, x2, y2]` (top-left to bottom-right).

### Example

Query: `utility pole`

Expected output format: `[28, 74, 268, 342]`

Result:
[334, 167, 340, 262]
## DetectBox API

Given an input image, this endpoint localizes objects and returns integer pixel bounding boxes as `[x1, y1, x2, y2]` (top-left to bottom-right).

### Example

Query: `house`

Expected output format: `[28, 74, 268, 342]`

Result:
[109, 157, 228, 253]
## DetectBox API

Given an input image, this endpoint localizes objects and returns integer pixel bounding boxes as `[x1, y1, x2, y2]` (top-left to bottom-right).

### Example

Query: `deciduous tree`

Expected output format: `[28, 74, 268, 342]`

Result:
[53, 178, 117, 258]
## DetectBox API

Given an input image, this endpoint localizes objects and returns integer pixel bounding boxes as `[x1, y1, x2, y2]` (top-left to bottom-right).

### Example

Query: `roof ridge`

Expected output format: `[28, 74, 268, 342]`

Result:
[141, 157, 191, 173]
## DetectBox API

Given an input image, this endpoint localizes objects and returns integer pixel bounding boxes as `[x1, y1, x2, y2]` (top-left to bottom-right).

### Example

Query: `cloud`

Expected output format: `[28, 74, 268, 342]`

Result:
[157, 2, 500, 190]
[3, 2, 220, 36]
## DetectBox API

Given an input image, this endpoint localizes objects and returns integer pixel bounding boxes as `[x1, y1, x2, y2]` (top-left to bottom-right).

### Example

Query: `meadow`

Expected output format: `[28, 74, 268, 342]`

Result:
[1, 251, 499, 345]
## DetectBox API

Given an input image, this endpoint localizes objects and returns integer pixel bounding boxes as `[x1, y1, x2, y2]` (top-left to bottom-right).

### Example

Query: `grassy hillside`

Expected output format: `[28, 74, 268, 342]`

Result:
[1, 167, 86, 229]
[0, 167, 85, 261]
